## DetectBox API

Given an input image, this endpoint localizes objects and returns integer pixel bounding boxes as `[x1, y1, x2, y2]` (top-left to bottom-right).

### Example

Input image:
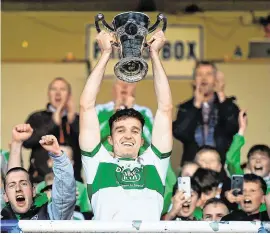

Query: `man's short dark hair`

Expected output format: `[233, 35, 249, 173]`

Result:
[173, 177, 202, 199]
[192, 168, 221, 193]
[244, 173, 267, 195]
[109, 108, 145, 134]
[247, 144, 270, 160]
[4, 167, 33, 189]
[193, 60, 217, 79]
[203, 197, 228, 210]
[195, 145, 221, 162]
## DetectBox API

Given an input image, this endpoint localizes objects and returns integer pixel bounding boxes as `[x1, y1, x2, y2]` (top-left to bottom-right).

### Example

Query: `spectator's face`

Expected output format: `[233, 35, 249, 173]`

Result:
[108, 117, 143, 158]
[181, 164, 199, 177]
[198, 187, 220, 208]
[196, 151, 222, 172]
[248, 152, 270, 178]
[203, 203, 229, 221]
[48, 80, 70, 108]
[239, 181, 264, 215]
[194, 65, 216, 95]
[4, 171, 35, 214]
[113, 80, 136, 105]
[177, 191, 199, 218]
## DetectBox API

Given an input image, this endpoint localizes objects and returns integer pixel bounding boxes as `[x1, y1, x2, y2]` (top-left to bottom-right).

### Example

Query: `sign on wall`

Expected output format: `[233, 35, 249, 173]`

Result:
[86, 24, 204, 79]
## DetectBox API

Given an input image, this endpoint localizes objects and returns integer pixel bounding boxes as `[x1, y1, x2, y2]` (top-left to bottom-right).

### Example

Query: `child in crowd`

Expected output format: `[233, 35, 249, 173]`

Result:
[180, 162, 199, 177]
[222, 174, 270, 221]
[194, 146, 235, 210]
[194, 146, 222, 173]
[192, 168, 221, 208]
[163, 178, 202, 220]
[226, 111, 270, 188]
[226, 110, 270, 212]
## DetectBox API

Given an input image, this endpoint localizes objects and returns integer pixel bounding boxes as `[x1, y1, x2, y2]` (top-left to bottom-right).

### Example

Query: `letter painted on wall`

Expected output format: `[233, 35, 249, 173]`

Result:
[86, 24, 204, 79]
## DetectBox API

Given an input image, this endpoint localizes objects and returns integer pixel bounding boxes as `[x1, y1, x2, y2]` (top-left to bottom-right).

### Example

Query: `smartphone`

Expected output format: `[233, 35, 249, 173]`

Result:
[178, 177, 191, 198]
[231, 175, 244, 196]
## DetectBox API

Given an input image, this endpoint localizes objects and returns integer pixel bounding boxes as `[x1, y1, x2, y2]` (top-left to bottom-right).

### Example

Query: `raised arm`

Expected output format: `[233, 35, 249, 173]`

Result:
[8, 124, 33, 170]
[79, 31, 114, 152]
[226, 110, 247, 176]
[148, 31, 173, 153]
[39, 135, 76, 220]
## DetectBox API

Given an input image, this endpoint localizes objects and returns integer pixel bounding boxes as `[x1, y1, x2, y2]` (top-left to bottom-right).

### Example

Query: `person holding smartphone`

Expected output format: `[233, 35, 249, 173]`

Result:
[225, 110, 270, 212]
[163, 178, 202, 221]
[222, 174, 269, 221]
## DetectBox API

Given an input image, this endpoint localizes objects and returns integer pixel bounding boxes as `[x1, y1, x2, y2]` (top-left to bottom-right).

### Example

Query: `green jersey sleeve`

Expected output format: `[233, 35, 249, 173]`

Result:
[225, 134, 245, 176]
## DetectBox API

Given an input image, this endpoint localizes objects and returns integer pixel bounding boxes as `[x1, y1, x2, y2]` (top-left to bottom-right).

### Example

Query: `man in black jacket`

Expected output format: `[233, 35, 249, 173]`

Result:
[173, 61, 239, 166]
[23, 77, 81, 183]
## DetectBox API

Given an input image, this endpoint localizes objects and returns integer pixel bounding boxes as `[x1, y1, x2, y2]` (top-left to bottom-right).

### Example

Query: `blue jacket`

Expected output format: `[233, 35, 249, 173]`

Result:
[47, 151, 76, 220]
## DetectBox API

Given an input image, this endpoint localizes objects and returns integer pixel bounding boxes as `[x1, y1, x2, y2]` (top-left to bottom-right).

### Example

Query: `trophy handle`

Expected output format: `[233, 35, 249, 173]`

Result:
[144, 13, 167, 47]
[148, 13, 167, 34]
[95, 13, 119, 47]
[95, 13, 115, 32]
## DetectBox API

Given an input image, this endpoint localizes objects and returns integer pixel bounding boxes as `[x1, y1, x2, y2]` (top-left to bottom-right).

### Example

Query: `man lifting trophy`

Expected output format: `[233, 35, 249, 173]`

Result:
[81, 11, 172, 221]
[95, 12, 167, 82]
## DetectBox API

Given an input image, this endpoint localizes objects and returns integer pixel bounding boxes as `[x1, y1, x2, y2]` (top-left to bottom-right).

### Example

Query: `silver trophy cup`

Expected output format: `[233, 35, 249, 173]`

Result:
[95, 12, 167, 83]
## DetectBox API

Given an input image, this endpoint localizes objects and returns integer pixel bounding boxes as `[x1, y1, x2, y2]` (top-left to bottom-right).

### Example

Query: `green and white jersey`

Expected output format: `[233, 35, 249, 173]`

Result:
[95, 101, 153, 154]
[82, 143, 170, 221]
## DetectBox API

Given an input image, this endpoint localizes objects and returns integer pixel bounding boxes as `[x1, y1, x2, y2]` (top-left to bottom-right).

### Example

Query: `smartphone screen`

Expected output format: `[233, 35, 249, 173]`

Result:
[231, 175, 244, 196]
[178, 177, 191, 198]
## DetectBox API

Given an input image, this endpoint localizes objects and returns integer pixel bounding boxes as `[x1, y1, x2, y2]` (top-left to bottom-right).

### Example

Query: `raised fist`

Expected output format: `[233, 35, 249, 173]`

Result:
[147, 30, 166, 54]
[39, 135, 62, 156]
[12, 124, 33, 143]
[96, 30, 116, 54]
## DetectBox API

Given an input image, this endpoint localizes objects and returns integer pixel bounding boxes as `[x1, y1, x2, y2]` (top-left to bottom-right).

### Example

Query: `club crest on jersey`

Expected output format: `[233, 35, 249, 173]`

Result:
[116, 165, 144, 188]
